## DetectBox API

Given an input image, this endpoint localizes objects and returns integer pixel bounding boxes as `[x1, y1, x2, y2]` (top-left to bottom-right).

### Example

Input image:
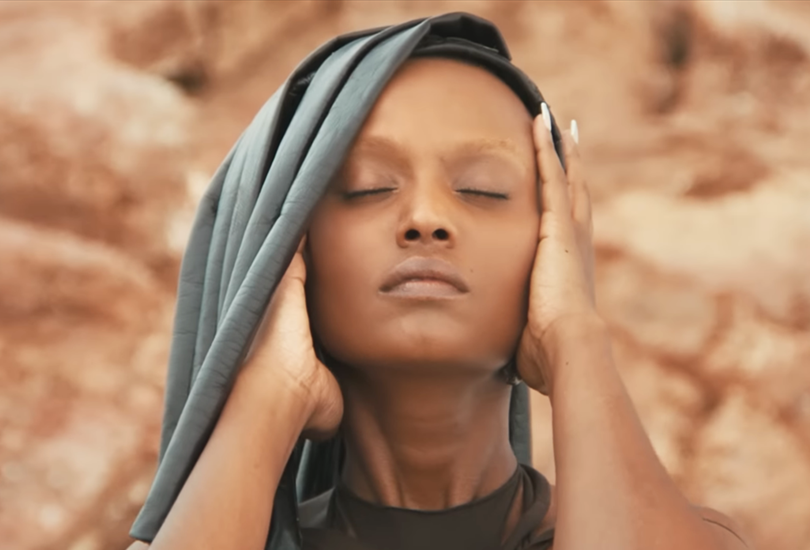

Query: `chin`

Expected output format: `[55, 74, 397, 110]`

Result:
[314, 308, 522, 374]
[328, 330, 511, 375]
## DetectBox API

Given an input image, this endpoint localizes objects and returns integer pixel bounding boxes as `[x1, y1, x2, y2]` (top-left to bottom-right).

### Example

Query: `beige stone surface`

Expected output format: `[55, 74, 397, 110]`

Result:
[688, 393, 810, 548]
[1, 1, 808, 549]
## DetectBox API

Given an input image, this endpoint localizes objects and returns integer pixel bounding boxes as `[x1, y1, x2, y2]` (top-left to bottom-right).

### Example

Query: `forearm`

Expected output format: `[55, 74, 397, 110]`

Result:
[547, 316, 720, 550]
[148, 365, 310, 550]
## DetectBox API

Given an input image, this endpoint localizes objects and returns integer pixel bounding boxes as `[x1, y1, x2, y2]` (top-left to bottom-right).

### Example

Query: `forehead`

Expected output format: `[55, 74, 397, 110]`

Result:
[354, 57, 535, 159]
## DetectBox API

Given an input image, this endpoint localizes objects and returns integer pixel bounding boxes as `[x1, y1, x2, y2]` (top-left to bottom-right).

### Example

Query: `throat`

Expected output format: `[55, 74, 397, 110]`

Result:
[338, 369, 518, 510]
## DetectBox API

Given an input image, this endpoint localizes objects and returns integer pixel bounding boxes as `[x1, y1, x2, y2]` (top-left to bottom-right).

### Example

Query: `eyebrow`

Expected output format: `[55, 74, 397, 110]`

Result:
[442, 138, 528, 170]
[447, 138, 522, 159]
[350, 136, 529, 173]
[350, 136, 412, 173]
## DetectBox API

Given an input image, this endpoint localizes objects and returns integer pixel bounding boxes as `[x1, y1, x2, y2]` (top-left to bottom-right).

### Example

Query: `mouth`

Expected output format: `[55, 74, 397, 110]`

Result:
[380, 256, 469, 299]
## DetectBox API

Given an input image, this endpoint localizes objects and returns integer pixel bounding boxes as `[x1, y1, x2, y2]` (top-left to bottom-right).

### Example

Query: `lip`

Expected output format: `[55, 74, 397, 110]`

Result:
[380, 256, 470, 295]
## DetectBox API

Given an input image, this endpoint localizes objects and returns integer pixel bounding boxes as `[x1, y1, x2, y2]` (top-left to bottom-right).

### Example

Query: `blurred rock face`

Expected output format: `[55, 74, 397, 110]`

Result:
[0, 1, 808, 549]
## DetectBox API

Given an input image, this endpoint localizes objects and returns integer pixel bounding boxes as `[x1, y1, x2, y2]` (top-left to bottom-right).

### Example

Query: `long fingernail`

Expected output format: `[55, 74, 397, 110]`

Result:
[571, 119, 579, 144]
[541, 102, 551, 133]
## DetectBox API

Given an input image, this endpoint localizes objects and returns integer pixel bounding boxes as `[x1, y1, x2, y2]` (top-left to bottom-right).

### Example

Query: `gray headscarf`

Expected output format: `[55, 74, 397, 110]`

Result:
[130, 12, 566, 550]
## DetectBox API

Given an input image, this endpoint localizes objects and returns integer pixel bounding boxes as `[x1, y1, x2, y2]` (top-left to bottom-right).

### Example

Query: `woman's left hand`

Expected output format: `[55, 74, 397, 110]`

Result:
[516, 105, 600, 395]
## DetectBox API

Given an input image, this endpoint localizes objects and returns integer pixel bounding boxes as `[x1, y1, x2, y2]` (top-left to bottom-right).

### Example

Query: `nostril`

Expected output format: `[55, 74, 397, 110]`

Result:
[405, 229, 420, 241]
[433, 228, 449, 240]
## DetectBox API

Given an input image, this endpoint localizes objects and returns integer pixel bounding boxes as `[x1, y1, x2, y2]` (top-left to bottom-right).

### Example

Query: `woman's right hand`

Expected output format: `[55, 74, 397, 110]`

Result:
[243, 235, 343, 440]
[140, 236, 339, 550]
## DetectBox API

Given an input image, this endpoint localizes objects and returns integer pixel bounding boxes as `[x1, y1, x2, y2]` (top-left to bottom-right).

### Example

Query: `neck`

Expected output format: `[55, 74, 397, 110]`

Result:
[337, 367, 517, 510]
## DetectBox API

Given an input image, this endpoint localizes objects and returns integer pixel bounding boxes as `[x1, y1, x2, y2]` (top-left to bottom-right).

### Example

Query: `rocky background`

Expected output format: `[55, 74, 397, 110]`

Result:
[0, 1, 808, 549]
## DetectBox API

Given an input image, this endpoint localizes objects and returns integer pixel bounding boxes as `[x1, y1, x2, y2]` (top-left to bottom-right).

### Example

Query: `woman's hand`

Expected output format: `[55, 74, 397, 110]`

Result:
[515, 108, 746, 550]
[243, 236, 343, 440]
[516, 104, 601, 396]
[147, 237, 342, 550]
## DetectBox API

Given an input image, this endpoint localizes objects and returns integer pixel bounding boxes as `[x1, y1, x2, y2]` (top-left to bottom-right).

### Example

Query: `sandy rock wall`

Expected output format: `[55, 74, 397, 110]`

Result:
[0, 2, 807, 549]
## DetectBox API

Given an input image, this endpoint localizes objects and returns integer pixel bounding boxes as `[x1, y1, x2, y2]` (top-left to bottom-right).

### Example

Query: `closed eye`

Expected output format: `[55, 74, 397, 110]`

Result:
[342, 187, 509, 200]
[458, 188, 510, 200]
[342, 187, 397, 200]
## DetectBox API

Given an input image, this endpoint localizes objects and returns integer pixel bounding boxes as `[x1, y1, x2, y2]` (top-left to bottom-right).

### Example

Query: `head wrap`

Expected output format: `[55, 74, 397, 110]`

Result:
[130, 11, 566, 549]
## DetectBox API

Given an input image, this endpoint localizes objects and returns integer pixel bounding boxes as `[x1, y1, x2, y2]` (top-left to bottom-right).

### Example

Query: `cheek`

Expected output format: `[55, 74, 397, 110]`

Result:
[469, 215, 539, 342]
[305, 202, 539, 368]
[305, 209, 387, 353]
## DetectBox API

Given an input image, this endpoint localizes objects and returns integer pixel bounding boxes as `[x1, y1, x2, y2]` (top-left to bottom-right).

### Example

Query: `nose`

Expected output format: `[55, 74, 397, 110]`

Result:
[396, 180, 456, 248]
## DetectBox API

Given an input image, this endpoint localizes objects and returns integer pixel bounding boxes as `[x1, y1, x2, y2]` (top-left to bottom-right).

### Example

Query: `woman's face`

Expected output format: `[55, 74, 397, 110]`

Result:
[306, 57, 540, 377]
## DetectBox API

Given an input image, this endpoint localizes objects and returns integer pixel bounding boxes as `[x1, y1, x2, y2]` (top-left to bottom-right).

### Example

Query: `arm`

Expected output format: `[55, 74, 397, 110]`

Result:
[546, 316, 749, 550]
[518, 107, 749, 550]
[129, 237, 342, 550]
[141, 365, 311, 550]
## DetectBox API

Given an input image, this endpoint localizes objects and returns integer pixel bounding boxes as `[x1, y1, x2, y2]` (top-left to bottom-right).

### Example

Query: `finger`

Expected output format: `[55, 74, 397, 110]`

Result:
[534, 103, 571, 218]
[280, 235, 308, 287]
[561, 124, 597, 303]
[561, 123, 592, 236]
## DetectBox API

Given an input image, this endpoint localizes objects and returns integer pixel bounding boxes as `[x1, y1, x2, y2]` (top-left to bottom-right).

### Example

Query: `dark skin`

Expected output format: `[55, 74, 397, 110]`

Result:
[129, 59, 750, 550]
[305, 57, 539, 508]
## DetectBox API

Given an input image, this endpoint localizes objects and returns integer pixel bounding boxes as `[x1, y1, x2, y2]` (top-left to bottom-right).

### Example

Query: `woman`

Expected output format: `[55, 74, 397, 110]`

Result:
[127, 12, 750, 550]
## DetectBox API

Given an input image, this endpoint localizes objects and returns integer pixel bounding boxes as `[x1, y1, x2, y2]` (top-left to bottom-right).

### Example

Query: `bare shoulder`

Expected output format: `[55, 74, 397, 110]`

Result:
[694, 505, 754, 549]
[126, 542, 149, 550]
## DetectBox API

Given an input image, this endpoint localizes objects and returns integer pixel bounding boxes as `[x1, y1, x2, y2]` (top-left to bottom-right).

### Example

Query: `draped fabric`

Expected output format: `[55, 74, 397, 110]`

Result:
[130, 12, 565, 550]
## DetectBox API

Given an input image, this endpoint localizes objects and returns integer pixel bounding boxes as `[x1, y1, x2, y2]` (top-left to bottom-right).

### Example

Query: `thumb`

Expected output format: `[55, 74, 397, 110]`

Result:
[281, 234, 308, 288]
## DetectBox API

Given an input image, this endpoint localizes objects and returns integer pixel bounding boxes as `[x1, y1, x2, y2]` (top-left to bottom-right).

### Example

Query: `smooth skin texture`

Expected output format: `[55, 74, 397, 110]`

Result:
[129, 59, 750, 550]
[305, 58, 539, 508]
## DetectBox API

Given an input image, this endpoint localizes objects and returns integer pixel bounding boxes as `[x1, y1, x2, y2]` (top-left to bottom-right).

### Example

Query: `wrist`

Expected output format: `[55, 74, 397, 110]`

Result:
[540, 313, 614, 396]
[541, 312, 609, 361]
[231, 361, 316, 428]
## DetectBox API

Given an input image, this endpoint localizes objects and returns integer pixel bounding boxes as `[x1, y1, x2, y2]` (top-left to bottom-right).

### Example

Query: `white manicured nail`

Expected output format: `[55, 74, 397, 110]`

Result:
[571, 119, 579, 144]
[541, 102, 551, 133]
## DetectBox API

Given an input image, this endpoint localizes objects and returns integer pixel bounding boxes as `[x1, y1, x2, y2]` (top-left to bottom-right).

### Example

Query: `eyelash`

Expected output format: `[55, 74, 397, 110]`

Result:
[343, 188, 509, 200]
[458, 188, 509, 200]
[342, 187, 396, 199]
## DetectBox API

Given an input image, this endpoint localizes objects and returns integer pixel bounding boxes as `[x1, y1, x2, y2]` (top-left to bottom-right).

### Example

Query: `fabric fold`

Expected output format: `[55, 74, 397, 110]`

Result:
[131, 12, 565, 549]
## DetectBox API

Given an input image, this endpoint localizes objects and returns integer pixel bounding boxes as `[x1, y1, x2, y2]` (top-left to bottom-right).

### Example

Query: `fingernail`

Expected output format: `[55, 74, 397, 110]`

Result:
[571, 119, 579, 144]
[541, 102, 552, 133]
